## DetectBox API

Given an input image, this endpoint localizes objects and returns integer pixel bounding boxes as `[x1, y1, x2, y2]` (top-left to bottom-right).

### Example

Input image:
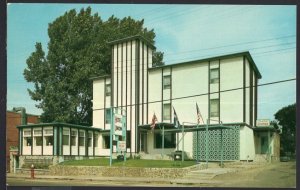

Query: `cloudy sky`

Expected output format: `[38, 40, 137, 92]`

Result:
[7, 4, 296, 121]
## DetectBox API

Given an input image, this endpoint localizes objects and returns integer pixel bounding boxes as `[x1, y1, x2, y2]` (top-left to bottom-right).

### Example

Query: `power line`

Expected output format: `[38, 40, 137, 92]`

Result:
[163, 35, 295, 56]
[93, 78, 296, 111]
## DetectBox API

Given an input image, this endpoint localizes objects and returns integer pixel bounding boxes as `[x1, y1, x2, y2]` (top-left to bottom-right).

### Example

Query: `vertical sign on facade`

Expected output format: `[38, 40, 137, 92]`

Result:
[110, 108, 127, 166]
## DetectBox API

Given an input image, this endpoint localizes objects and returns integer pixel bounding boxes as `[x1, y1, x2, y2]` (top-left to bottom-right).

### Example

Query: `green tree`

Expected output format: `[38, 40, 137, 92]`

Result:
[274, 103, 296, 154]
[24, 7, 164, 125]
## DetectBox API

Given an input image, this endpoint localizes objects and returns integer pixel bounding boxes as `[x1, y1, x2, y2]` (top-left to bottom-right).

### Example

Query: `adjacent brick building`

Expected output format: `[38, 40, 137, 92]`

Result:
[6, 110, 39, 172]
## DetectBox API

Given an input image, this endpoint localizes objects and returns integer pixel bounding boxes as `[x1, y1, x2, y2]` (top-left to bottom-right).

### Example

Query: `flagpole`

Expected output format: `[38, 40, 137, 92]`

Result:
[161, 124, 164, 159]
[196, 122, 199, 164]
[182, 123, 184, 162]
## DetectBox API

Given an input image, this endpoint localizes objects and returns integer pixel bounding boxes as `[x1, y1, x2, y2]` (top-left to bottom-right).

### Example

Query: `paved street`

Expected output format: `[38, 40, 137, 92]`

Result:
[6, 161, 296, 188]
[211, 161, 296, 188]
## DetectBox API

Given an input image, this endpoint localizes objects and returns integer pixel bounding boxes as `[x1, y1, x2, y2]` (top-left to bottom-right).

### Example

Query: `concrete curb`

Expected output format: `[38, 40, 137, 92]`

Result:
[7, 174, 220, 185]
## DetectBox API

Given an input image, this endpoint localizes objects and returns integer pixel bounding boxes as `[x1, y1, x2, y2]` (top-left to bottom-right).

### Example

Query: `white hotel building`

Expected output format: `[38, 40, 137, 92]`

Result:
[17, 35, 280, 164]
[92, 35, 280, 162]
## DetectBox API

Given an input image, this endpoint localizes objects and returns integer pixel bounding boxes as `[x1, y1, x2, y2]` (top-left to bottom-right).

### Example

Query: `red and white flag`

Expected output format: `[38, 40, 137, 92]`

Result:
[150, 113, 157, 130]
[196, 103, 204, 125]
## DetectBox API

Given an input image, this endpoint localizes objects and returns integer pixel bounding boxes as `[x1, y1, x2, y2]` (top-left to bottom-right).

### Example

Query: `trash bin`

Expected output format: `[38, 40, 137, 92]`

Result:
[174, 151, 182, 161]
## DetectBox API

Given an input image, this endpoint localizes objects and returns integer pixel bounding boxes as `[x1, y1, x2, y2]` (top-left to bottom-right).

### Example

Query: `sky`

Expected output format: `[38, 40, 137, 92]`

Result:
[7, 4, 296, 121]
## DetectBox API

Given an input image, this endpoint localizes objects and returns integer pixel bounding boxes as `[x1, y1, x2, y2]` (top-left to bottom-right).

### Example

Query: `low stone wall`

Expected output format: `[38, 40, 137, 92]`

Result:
[16, 168, 51, 175]
[49, 165, 201, 179]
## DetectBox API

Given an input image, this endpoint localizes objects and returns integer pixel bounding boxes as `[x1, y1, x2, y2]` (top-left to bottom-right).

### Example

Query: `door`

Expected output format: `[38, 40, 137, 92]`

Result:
[261, 136, 268, 154]
[140, 133, 147, 153]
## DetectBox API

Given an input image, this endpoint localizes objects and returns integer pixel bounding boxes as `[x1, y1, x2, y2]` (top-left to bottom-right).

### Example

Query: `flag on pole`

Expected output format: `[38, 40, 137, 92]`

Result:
[196, 103, 204, 125]
[150, 113, 157, 130]
[173, 107, 180, 128]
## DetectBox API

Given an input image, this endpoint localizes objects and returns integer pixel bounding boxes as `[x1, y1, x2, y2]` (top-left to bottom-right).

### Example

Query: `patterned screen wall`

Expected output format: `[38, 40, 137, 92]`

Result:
[193, 126, 240, 161]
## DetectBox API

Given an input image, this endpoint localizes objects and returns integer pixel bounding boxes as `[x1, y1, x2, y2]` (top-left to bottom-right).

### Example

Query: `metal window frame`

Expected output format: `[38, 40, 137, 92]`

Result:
[210, 68, 220, 84]
[162, 103, 171, 120]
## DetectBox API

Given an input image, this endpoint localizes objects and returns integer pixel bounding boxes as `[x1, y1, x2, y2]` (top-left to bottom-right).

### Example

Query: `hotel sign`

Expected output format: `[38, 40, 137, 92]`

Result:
[114, 113, 123, 136]
[256, 119, 270, 127]
[118, 141, 126, 151]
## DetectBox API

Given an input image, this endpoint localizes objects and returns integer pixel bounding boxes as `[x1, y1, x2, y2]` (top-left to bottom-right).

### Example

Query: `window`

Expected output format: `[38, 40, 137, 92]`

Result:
[163, 103, 171, 120]
[44, 129, 53, 135]
[24, 130, 31, 136]
[23, 129, 32, 146]
[105, 108, 111, 124]
[71, 130, 77, 146]
[88, 132, 92, 147]
[34, 129, 42, 146]
[163, 75, 171, 89]
[210, 68, 219, 84]
[105, 84, 111, 96]
[35, 137, 43, 146]
[62, 129, 70, 146]
[93, 132, 99, 147]
[126, 131, 131, 148]
[210, 99, 219, 117]
[43, 127, 53, 146]
[45, 136, 53, 146]
[24, 137, 32, 146]
[154, 132, 176, 148]
[79, 131, 85, 146]
[102, 134, 110, 149]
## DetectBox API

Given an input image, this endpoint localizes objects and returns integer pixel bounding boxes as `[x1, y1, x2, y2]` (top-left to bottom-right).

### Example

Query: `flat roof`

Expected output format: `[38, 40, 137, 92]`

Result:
[16, 122, 102, 131]
[139, 122, 249, 132]
[108, 35, 156, 50]
[90, 75, 111, 81]
[149, 51, 262, 79]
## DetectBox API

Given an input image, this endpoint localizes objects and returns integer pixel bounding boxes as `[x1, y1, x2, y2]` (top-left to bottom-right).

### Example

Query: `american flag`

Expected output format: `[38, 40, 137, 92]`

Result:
[196, 103, 204, 125]
[173, 107, 180, 128]
[150, 113, 157, 130]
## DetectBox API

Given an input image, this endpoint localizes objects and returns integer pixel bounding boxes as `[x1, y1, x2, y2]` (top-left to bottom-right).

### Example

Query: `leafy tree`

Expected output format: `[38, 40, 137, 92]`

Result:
[274, 103, 296, 154]
[24, 7, 164, 125]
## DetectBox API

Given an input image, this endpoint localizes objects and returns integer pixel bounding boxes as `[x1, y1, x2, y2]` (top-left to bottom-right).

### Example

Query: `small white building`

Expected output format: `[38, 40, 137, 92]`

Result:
[92, 35, 280, 162]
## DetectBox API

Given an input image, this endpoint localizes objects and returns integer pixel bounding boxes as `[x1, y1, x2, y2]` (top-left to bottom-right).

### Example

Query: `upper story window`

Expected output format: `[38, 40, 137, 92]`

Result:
[210, 68, 219, 84]
[163, 103, 171, 120]
[163, 75, 171, 89]
[105, 108, 111, 124]
[105, 84, 111, 96]
[210, 99, 219, 117]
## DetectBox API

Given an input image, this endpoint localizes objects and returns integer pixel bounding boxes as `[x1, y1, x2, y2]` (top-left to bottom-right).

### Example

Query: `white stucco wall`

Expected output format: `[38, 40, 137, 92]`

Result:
[239, 126, 255, 160]
[220, 57, 243, 123]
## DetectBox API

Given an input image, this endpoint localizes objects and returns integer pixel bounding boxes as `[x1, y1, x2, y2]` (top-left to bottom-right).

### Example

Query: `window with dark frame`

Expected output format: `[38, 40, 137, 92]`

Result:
[23, 130, 32, 146]
[93, 133, 98, 147]
[154, 132, 176, 148]
[163, 103, 171, 120]
[44, 128, 54, 146]
[126, 131, 131, 148]
[79, 131, 85, 146]
[88, 132, 92, 147]
[71, 130, 77, 146]
[163, 75, 171, 89]
[34, 129, 42, 146]
[105, 84, 111, 96]
[102, 134, 110, 149]
[210, 68, 219, 84]
[62, 129, 70, 146]
[210, 99, 219, 117]
[105, 108, 111, 124]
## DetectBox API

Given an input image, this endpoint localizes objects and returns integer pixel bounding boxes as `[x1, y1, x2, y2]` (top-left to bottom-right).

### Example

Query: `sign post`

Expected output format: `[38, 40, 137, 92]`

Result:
[109, 107, 127, 166]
